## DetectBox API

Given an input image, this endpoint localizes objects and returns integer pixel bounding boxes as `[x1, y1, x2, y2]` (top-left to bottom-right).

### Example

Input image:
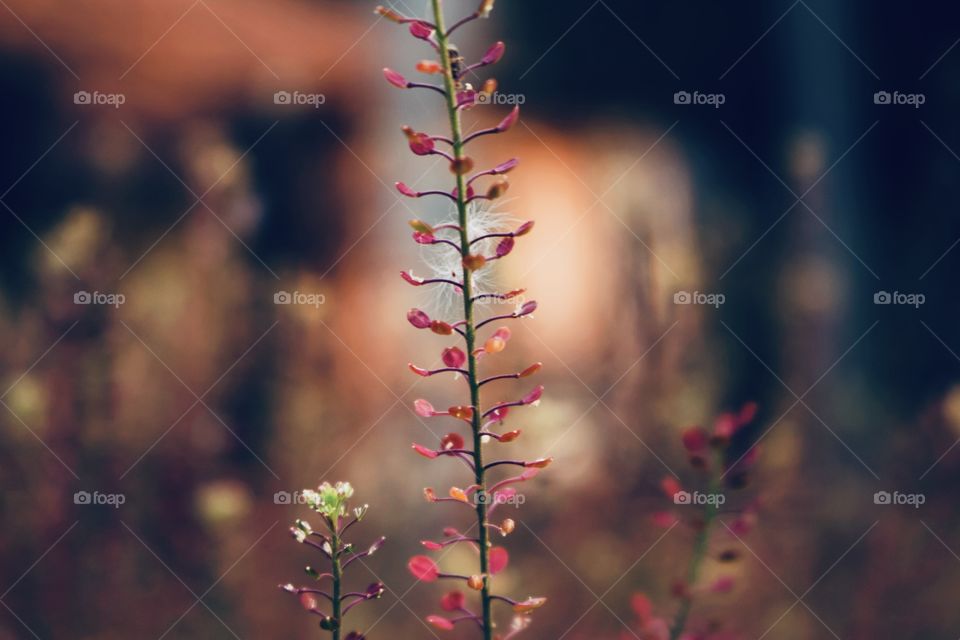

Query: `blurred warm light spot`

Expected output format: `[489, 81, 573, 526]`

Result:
[4, 375, 46, 436]
[943, 385, 960, 437]
[788, 130, 827, 184]
[779, 257, 846, 316]
[41, 207, 106, 275]
[195, 479, 253, 527]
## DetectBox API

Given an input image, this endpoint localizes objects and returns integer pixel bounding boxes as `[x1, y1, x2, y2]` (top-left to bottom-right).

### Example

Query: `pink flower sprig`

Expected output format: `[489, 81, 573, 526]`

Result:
[377, 1, 549, 637]
[640, 404, 763, 640]
[280, 482, 385, 640]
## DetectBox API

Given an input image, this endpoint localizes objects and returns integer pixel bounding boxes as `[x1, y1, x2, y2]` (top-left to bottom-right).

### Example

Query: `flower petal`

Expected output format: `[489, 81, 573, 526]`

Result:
[408, 555, 440, 581]
[489, 547, 509, 574]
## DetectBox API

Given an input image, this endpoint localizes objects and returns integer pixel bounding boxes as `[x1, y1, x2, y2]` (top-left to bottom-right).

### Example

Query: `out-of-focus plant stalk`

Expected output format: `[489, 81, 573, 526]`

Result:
[669, 458, 721, 640]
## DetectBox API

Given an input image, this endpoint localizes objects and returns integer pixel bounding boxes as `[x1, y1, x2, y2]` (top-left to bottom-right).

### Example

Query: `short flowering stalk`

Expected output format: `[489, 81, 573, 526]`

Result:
[637, 405, 763, 640]
[281, 482, 385, 640]
[379, 0, 548, 636]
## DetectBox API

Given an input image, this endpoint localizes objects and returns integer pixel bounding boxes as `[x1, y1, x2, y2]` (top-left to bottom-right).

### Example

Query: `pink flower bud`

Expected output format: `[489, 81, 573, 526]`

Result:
[493, 157, 519, 174]
[401, 271, 425, 286]
[456, 90, 477, 109]
[514, 220, 535, 236]
[519, 362, 542, 377]
[408, 363, 430, 377]
[408, 555, 440, 581]
[525, 457, 552, 469]
[481, 41, 506, 65]
[709, 576, 735, 593]
[441, 433, 464, 450]
[660, 476, 682, 499]
[414, 399, 438, 417]
[413, 443, 439, 459]
[495, 236, 515, 257]
[442, 346, 466, 368]
[681, 426, 708, 453]
[518, 300, 537, 316]
[409, 21, 434, 40]
[383, 68, 408, 88]
[422, 540, 443, 550]
[499, 429, 521, 442]
[407, 308, 431, 328]
[396, 181, 418, 197]
[489, 546, 509, 574]
[631, 593, 653, 622]
[441, 590, 465, 611]
[300, 592, 319, 611]
[496, 106, 520, 132]
[521, 385, 543, 405]
[413, 231, 436, 244]
[426, 615, 454, 630]
[488, 406, 510, 422]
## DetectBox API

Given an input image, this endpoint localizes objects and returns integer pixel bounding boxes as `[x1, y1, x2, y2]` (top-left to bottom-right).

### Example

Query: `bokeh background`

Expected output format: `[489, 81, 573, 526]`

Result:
[1, 0, 960, 638]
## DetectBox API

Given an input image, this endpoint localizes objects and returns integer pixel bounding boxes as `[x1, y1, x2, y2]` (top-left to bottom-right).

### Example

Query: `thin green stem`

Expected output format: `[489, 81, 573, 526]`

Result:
[332, 519, 342, 640]
[430, 1, 492, 637]
[668, 464, 722, 640]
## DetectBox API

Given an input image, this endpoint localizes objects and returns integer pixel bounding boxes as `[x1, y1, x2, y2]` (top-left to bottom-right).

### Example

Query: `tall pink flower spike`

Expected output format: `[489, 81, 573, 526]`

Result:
[377, 0, 548, 637]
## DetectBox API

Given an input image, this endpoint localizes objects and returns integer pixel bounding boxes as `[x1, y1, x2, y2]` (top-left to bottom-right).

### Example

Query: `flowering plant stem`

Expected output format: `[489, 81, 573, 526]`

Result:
[430, 1, 493, 636]
[331, 521, 343, 640]
[669, 462, 721, 640]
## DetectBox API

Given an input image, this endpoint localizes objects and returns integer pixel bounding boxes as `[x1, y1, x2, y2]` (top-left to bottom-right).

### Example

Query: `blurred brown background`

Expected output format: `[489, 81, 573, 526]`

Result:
[2, 0, 960, 638]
